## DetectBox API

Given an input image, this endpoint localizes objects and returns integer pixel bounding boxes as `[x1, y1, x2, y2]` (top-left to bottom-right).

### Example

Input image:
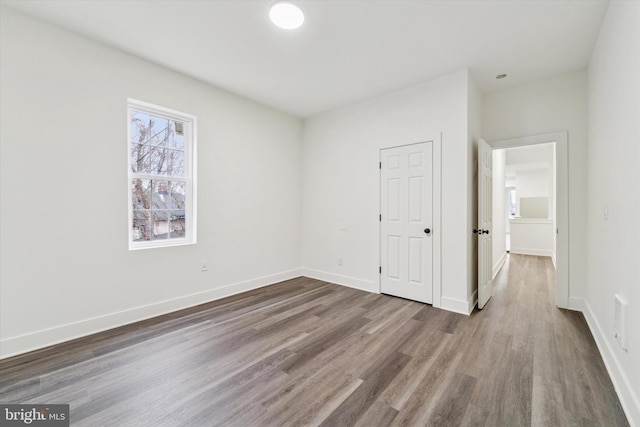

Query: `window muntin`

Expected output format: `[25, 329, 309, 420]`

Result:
[127, 100, 196, 249]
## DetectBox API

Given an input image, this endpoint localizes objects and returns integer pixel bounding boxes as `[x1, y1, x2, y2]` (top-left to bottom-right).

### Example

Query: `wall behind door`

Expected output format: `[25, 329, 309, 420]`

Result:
[482, 70, 588, 302]
[302, 70, 474, 313]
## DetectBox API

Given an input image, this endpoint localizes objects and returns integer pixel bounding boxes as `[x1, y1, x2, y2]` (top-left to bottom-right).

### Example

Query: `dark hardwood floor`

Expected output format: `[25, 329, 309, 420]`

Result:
[0, 255, 629, 426]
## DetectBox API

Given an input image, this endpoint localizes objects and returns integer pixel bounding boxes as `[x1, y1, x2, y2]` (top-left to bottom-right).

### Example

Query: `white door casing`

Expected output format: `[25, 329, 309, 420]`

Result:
[478, 138, 493, 309]
[380, 142, 433, 304]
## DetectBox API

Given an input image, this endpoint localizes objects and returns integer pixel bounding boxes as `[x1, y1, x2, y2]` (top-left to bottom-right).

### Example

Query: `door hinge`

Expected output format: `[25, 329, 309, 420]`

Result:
[379, 266, 382, 274]
[379, 214, 382, 221]
[379, 161, 382, 169]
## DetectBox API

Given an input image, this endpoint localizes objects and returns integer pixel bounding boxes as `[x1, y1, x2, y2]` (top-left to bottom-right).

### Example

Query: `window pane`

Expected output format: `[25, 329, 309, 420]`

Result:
[131, 110, 186, 175]
[170, 211, 186, 238]
[132, 141, 167, 175]
[130, 112, 150, 145]
[168, 121, 185, 150]
[152, 180, 170, 210]
[148, 117, 169, 147]
[152, 211, 170, 240]
[131, 143, 149, 173]
[169, 181, 186, 210]
[131, 179, 151, 210]
[166, 149, 185, 177]
[131, 112, 169, 147]
[132, 210, 151, 241]
[144, 146, 167, 175]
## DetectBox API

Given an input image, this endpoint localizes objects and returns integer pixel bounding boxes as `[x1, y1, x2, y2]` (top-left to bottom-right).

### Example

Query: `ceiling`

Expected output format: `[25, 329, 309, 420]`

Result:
[1, 0, 609, 118]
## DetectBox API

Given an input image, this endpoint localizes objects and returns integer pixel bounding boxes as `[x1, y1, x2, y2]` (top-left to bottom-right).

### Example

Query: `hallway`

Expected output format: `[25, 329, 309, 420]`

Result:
[475, 254, 627, 425]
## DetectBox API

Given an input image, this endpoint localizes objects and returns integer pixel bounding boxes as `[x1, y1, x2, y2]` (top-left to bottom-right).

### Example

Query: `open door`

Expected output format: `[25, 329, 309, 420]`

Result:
[477, 138, 493, 309]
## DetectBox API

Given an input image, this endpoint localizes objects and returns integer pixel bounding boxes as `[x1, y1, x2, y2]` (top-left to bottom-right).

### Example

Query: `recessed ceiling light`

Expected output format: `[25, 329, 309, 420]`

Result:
[496, 74, 508, 79]
[269, 1, 304, 30]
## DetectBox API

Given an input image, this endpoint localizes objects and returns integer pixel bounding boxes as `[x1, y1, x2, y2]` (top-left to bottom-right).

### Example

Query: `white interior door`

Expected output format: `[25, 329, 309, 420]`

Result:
[478, 138, 493, 309]
[380, 142, 433, 304]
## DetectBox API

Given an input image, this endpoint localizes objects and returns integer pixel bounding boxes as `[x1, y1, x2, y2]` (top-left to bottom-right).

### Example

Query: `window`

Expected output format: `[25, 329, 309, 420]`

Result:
[127, 99, 196, 249]
[506, 187, 516, 218]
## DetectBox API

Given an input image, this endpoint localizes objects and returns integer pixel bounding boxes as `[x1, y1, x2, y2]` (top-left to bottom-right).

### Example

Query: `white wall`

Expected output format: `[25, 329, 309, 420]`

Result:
[586, 1, 640, 424]
[483, 70, 588, 302]
[516, 169, 549, 199]
[0, 7, 303, 358]
[301, 69, 474, 314]
[515, 168, 551, 217]
[492, 149, 507, 277]
[509, 219, 554, 257]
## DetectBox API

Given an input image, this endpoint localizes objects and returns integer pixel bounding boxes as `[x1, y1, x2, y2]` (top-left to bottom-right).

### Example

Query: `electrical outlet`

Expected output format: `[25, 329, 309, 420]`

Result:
[614, 294, 628, 351]
[201, 260, 208, 272]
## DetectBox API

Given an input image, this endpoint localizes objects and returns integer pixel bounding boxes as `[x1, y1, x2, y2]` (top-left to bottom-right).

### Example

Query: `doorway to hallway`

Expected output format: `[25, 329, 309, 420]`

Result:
[483, 131, 569, 309]
[500, 143, 556, 262]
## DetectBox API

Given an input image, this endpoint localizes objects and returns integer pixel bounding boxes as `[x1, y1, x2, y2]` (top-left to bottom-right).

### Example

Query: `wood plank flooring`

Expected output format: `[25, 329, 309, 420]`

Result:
[0, 254, 629, 426]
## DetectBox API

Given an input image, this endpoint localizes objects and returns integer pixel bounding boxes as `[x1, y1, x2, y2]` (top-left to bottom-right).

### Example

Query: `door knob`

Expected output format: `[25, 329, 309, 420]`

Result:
[483, 230, 490, 235]
[473, 229, 478, 234]
[424, 228, 431, 235]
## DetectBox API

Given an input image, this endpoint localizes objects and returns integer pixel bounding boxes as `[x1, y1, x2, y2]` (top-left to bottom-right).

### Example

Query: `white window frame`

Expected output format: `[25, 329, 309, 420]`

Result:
[127, 98, 197, 250]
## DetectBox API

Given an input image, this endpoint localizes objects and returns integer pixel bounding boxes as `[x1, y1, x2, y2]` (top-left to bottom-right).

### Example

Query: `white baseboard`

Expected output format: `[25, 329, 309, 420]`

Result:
[0, 269, 303, 360]
[510, 247, 553, 257]
[567, 297, 584, 312]
[583, 300, 640, 427]
[301, 268, 376, 293]
[441, 295, 474, 315]
[492, 252, 508, 279]
[302, 269, 478, 317]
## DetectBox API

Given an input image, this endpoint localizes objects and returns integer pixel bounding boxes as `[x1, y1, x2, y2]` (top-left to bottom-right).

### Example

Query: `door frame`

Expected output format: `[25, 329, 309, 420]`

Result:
[488, 131, 569, 308]
[378, 134, 442, 307]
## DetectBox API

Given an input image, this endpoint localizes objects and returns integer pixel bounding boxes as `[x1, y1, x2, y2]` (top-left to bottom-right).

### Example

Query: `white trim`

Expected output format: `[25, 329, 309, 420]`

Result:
[302, 264, 474, 316]
[490, 132, 565, 148]
[488, 131, 568, 309]
[509, 218, 553, 225]
[492, 251, 508, 279]
[567, 297, 584, 312]
[377, 134, 442, 307]
[583, 300, 640, 427]
[440, 295, 474, 315]
[127, 98, 198, 122]
[302, 269, 376, 293]
[0, 269, 302, 360]
[432, 133, 442, 308]
[509, 248, 553, 257]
